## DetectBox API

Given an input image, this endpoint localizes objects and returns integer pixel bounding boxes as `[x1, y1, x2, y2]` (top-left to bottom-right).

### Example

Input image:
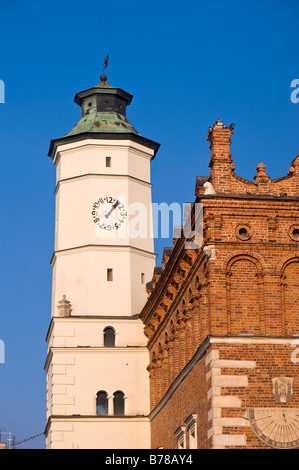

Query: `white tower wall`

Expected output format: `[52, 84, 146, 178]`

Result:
[46, 126, 158, 448]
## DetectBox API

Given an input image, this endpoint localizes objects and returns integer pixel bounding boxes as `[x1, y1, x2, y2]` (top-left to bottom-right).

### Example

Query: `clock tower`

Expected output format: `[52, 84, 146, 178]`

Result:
[45, 70, 159, 449]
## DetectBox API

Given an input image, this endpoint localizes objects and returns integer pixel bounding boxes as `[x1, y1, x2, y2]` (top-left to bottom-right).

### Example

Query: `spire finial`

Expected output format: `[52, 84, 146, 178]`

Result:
[100, 54, 109, 82]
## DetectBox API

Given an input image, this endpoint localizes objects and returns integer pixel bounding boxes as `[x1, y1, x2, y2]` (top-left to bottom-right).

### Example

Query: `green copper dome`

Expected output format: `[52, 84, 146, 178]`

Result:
[48, 75, 160, 159]
[64, 110, 138, 136]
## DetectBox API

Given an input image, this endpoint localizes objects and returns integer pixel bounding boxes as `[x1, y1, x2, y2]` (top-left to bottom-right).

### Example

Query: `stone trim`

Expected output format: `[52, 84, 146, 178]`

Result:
[54, 172, 152, 196]
[206, 349, 255, 449]
[45, 415, 150, 437]
[50, 244, 157, 266]
[149, 337, 211, 420]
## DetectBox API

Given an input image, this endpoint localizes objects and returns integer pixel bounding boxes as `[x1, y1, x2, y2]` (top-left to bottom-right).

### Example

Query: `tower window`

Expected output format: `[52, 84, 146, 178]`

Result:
[104, 327, 115, 347]
[107, 268, 113, 281]
[113, 391, 125, 415]
[96, 391, 108, 415]
[106, 156, 111, 167]
[141, 273, 145, 284]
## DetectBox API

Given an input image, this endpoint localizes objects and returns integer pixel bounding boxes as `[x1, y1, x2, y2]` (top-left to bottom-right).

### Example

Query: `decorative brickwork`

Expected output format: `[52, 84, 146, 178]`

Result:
[141, 119, 299, 449]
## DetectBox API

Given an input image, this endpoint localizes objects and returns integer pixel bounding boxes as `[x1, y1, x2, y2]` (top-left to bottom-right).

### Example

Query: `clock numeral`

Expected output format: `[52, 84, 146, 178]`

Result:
[92, 197, 127, 230]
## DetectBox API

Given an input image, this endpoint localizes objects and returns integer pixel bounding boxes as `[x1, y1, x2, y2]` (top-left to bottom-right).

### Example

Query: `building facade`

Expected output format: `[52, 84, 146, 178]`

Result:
[45, 75, 299, 449]
[44, 73, 159, 449]
[142, 119, 299, 449]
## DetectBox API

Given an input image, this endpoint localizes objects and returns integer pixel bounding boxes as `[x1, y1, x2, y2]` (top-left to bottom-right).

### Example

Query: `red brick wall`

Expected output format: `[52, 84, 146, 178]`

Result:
[150, 351, 210, 449]
[142, 120, 299, 449]
[150, 340, 299, 449]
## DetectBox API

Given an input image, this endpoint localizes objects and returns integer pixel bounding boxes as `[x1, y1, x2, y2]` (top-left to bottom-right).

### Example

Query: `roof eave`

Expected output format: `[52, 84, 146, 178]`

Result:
[74, 87, 133, 106]
[48, 132, 160, 160]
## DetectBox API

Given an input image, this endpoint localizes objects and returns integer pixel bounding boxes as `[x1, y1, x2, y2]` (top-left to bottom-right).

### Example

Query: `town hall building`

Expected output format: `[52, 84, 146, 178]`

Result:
[44, 71, 299, 449]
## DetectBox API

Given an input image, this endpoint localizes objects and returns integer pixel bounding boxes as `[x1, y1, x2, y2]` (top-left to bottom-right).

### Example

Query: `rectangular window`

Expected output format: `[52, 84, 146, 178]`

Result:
[141, 273, 145, 284]
[106, 156, 111, 167]
[185, 414, 198, 449]
[174, 426, 186, 449]
[107, 268, 113, 281]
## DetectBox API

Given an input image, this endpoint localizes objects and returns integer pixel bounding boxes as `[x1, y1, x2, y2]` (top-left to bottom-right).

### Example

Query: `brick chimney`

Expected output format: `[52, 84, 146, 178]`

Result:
[207, 118, 235, 193]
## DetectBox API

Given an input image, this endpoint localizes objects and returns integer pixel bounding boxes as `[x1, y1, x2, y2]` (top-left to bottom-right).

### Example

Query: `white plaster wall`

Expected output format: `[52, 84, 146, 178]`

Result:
[51, 248, 155, 317]
[55, 175, 154, 251]
[55, 140, 153, 183]
[48, 418, 151, 449]
[48, 317, 148, 349]
[47, 348, 150, 416]
[47, 136, 156, 449]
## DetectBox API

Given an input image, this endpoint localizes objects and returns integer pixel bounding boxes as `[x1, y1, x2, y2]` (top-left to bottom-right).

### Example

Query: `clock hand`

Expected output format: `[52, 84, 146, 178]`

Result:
[105, 200, 119, 219]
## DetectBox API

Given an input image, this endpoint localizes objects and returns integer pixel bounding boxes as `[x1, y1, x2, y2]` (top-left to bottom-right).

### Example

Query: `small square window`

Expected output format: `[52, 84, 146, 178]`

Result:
[106, 156, 111, 167]
[107, 268, 113, 281]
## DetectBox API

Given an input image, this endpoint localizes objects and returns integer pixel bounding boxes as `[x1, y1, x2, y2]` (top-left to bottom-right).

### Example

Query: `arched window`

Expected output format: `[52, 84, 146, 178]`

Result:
[113, 391, 125, 415]
[104, 327, 115, 347]
[96, 391, 108, 415]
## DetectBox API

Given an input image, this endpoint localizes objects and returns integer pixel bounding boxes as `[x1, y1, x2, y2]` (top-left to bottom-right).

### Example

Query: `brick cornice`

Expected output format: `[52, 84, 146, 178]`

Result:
[145, 251, 206, 350]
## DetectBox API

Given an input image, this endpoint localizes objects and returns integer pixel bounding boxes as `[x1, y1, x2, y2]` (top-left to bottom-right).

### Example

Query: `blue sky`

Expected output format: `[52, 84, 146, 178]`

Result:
[0, 0, 298, 449]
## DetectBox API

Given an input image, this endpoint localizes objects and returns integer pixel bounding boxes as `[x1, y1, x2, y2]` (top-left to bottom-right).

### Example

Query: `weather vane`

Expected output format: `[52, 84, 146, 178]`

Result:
[101, 54, 109, 81]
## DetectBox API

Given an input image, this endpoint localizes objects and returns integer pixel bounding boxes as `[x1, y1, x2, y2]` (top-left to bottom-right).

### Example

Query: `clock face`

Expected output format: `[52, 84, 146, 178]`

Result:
[248, 408, 299, 449]
[92, 196, 127, 231]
